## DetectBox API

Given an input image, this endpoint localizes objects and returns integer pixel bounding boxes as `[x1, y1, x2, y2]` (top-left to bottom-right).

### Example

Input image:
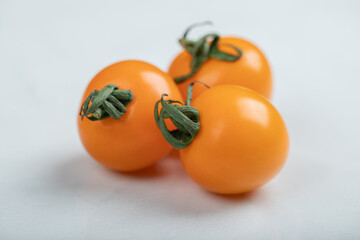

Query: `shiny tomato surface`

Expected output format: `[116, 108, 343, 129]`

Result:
[169, 37, 272, 100]
[180, 85, 289, 194]
[78, 60, 183, 172]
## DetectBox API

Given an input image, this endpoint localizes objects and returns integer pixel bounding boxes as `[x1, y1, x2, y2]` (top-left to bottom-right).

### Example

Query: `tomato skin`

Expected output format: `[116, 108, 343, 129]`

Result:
[179, 85, 289, 194]
[78, 60, 183, 172]
[168, 37, 272, 100]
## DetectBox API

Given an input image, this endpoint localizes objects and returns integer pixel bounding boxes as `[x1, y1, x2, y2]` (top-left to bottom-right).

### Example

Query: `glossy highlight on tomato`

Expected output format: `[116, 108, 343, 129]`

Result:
[180, 85, 288, 194]
[169, 37, 272, 100]
[155, 83, 289, 194]
[78, 60, 183, 172]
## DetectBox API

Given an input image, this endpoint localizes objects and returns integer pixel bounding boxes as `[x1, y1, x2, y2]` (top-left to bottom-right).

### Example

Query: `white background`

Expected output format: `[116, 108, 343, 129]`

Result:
[1, 0, 360, 239]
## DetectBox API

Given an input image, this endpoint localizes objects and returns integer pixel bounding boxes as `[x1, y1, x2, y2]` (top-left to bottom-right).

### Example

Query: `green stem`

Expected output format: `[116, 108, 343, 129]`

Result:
[154, 81, 209, 149]
[174, 22, 243, 83]
[79, 84, 133, 121]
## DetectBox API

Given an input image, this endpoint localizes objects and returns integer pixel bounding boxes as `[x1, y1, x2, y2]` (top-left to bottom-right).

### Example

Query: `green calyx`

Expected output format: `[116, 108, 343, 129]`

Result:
[174, 21, 242, 83]
[154, 81, 209, 149]
[79, 84, 133, 121]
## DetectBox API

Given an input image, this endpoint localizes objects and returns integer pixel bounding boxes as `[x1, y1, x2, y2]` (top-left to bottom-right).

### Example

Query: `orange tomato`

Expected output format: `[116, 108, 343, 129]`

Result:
[78, 60, 183, 172]
[157, 85, 289, 194]
[168, 37, 272, 100]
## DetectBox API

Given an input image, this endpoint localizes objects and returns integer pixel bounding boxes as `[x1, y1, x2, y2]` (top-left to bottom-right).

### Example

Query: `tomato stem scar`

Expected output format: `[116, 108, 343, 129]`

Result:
[174, 21, 242, 83]
[154, 81, 209, 149]
[79, 84, 133, 121]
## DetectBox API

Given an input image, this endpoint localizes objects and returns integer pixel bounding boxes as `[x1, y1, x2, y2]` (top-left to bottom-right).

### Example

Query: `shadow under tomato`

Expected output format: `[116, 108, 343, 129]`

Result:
[166, 149, 180, 159]
[110, 163, 168, 179]
[48, 151, 266, 215]
[206, 189, 261, 202]
[50, 152, 168, 193]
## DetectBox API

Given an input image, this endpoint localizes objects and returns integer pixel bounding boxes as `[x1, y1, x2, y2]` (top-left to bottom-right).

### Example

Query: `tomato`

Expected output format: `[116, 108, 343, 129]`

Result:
[78, 60, 183, 172]
[168, 36, 272, 100]
[155, 84, 289, 194]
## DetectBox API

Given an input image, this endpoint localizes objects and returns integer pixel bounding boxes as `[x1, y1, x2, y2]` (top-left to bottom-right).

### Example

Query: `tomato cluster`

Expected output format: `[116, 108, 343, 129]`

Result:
[78, 23, 289, 195]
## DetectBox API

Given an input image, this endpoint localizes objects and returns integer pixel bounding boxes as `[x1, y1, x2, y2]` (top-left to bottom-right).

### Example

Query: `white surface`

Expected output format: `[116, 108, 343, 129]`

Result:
[1, 0, 360, 239]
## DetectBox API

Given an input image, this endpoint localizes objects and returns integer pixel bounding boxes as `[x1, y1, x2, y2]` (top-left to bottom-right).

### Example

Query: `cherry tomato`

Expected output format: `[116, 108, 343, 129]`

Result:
[78, 60, 183, 172]
[155, 84, 288, 194]
[169, 37, 272, 100]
